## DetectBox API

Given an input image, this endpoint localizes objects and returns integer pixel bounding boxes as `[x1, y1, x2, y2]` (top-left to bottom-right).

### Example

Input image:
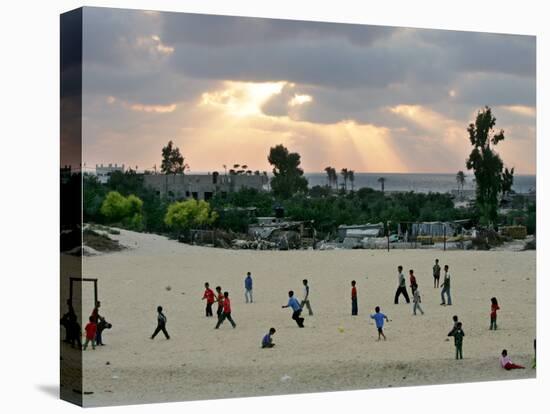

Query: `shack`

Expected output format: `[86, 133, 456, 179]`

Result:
[337, 223, 384, 242]
[248, 218, 316, 249]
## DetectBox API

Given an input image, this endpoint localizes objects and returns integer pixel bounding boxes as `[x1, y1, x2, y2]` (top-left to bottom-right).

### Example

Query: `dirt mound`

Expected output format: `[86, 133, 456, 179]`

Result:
[83, 229, 125, 252]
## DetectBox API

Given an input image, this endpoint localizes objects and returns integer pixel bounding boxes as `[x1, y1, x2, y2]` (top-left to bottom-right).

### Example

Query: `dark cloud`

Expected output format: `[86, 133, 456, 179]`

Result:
[161, 12, 396, 48]
[453, 72, 535, 107]
[167, 37, 453, 89]
[417, 30, 535, 78]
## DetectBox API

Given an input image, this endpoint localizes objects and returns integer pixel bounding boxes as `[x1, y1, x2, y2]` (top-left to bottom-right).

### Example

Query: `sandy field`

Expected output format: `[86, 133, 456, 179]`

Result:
[61, 229, 536, 407]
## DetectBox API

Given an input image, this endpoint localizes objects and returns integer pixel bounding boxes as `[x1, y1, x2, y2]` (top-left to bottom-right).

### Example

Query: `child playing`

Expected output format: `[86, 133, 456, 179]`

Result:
[83, 316, 97, 350]
[215, 291, 237, 329]
[448, 321, 465, 359]
[413, 287, 424, 315]
[245, 272, 253, 303]
[409, 269, 418, 296]
[446, 315, 459, 341]
[282, 290, 305, 328]
[351, 280, 358, 316]
[500, 349, 525, 370]
[262, 328, 276, 348]
[370, 306, 389, 341]
[215, 286, 224, 318]
[151, 305, 170, 339]
[301, 279, 313, 316]
[433, 259, 441, 288]
[490, 297, 500, 330]
[202, 282, 215, 317]
[448, 315, 459, 335]
[440, 265, 452, 306]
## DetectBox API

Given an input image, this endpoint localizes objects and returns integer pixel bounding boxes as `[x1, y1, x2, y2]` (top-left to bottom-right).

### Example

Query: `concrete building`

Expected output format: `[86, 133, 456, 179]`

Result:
[143, 172, 269, 200]
[95, 163, 125, 184]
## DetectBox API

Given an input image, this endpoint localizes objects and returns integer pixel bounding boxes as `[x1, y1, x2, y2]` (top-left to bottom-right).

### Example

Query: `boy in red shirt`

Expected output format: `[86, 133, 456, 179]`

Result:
[490, 297, 500, 330]
[351, 280, 358, 316]
[215, 286, 224, 318]
[83, 316, 97, 350]
[202, 282, 215, 317]
[215, 291, 236, 329]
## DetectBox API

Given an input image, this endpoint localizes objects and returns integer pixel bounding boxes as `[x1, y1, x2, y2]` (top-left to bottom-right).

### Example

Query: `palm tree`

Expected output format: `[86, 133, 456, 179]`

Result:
[378, 176, 386, 192]
[348, 170, 355, 191]
[324, 166, 333, 188]
[341, 168, 349, 191]
[331, 167, 338, 189]
[456, 170, 466, 197]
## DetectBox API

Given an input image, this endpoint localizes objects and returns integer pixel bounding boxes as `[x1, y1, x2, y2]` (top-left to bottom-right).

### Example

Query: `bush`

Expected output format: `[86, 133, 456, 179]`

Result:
[100, 191, 144, 230]
[164, 199, 218, 233]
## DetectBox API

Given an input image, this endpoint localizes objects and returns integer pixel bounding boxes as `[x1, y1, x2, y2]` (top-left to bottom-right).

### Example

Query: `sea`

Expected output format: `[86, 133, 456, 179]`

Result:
[304, 173, 536, 194]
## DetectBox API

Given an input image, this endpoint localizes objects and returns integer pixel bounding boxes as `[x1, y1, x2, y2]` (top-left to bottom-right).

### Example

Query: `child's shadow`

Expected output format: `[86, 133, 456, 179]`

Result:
[36, 384, 59, 399]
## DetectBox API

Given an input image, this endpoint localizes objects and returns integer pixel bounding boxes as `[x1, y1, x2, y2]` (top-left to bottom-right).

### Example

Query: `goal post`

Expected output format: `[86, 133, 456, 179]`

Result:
[69, 277, 98, 305]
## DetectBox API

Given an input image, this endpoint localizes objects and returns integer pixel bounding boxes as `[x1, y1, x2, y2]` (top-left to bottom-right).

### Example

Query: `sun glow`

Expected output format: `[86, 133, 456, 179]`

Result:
[200, 81, 286, 117]
[289, 94, 313, 106]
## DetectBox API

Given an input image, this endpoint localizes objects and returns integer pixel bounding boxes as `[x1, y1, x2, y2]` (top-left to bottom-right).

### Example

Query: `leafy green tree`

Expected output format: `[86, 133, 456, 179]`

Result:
[100, 191, 144, 230]
[164, 199, 218, 232]
[83, 174, 107, 222]
[108, 170, 144, 194]
[465, 106, 514, 225]
[100, 191, 131, 222]
[161, 140, 188, 174]
[267, 144, 308, 199]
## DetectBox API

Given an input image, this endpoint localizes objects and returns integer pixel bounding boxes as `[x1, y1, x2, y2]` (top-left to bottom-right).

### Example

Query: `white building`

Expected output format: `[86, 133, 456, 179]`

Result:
[95, 163, 125, 184]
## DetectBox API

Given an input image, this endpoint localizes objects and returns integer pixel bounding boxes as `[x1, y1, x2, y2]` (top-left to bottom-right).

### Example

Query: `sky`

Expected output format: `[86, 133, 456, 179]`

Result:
[81, 7, 536, 174]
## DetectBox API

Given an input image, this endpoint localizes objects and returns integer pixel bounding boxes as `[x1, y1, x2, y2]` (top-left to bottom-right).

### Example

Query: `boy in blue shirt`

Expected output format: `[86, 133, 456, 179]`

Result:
[244, 272, 253, 303]
[262, 328, 276, 348]
[282, 290, 305, 328]
[370, 306, 389, 341]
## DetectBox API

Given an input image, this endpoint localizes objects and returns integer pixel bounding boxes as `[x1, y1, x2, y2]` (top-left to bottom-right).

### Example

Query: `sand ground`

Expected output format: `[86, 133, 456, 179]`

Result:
[61, 229, 536, 406]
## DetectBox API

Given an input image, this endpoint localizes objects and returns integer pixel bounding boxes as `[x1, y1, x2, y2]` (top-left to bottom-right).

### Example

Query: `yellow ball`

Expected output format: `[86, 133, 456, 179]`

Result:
[338, 327, 344, 333]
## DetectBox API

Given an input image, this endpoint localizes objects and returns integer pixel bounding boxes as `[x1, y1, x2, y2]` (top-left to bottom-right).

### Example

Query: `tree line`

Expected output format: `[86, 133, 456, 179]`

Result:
[83, 106, 534, 238]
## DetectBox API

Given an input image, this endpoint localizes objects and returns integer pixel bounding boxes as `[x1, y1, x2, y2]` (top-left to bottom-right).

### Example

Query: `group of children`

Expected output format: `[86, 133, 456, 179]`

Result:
[82, 301, 111, 350]
[143, 262, 531, 369]
[200, 282, 236, 329]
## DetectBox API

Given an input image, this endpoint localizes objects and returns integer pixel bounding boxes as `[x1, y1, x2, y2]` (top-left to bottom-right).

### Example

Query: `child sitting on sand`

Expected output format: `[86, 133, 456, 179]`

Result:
[490, 297, 500, 330]
[370, 306, 389, 341]
[448, 321, 465, 360]
[500, 349, 525, 370]
[262, 328, 276, 348]
[83, 316, 97, 350]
